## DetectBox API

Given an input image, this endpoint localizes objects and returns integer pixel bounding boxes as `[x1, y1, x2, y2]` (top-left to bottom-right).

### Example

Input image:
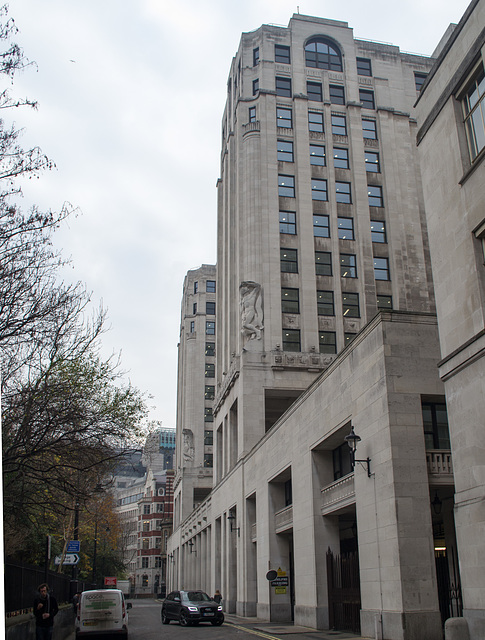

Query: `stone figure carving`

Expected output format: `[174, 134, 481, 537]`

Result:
[182, 429, 195, 463]
[240, 281, 264, 340]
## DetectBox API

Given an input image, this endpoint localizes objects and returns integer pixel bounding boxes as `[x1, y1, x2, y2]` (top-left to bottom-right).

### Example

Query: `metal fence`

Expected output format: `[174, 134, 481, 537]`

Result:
[4, 561, 88, 615]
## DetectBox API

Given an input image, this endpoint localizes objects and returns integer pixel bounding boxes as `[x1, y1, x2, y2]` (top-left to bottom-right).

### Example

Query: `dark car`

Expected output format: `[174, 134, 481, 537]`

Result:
[161, 590, 224, 626]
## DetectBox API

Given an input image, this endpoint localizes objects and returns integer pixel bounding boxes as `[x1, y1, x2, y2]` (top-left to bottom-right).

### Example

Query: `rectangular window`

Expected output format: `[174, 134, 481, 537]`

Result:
[194, 281, 198, 294]
[143, 520, 150, 531]
[365, 150, 380, 172]
[190, 321, 195, 333]
[206, 301, 215, 315]
[277, 139, 294, 162]
[414, 72, 427, 91]
[155, 557, 162, 568]
[204, 407, 213, 422]
[280, 248, 298, 273]
[357, 57, 372, 76]
[276, 76, 292, 97]
[422, 401, 450, 449]
[360, 89, 375, 109]
[283, 328, 300, 352]
[277, 107, 292, 128]
[307, 81, 323, 101]
[330, 84, 345, 105]
[275, 44, 290, 64]
[331, 114, 347, 136]
[193, 302, 197, 314]
[281, 287, 299, 313]
[204, 454, 214, 468]
[374, 257, 390, 280]
[205, 342, 215, 356]
[141, 557, 149, 568]
[336, 181, 352, 204]
[143, 505, 150, 515]
[206, 280, 216, 293]
[309, 110, 324, 132]
[311, 178, 328, 201]
[204, 430, 213, 446]
[345, 333, 356, 346]
[343, 292, 360, 317]
[279, 210, 296, 234]
[310, 144, 326, 166]
[333, 442, 352, 480]
[362, 118, 377, 139]
[315, 251, 332, 275]
[371, 220, 386, 243]
[205, 363, 215, 378]
[377, 294, 392, 310]
[368, 185, 383, 207]
[278, 174, 295, 197]
[206, 321, 215, 335]
[338, 217, 354, 240]
[205, 385, 215, 400]
[253, 47, 259, 66]
[249, 106, 256, 122]
[333, 147, 349, 169]
[340, 254, 357, 278]
[252, 79, 259, 95]
[317, 290, 334, 315]
[462, 64, 485, 160]
[319, 331, 337, 354]
[313, 214, 330, 237]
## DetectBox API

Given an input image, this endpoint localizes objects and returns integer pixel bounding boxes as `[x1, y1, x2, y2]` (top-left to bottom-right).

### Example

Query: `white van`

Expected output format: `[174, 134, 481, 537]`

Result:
[75, 589, 131, 639]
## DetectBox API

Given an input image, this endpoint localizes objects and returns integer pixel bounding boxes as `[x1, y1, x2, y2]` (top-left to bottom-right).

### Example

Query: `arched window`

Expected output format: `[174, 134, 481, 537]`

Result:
[305, 38, 342, 71]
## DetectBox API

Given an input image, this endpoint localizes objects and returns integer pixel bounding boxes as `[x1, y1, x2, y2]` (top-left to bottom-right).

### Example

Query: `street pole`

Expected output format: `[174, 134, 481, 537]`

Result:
[92, 519, 98, 587]
[72, 500, 80, 581]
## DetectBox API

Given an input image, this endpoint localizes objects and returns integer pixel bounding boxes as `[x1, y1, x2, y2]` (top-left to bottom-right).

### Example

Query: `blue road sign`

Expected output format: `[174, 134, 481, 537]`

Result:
[67, 540, 81, 553]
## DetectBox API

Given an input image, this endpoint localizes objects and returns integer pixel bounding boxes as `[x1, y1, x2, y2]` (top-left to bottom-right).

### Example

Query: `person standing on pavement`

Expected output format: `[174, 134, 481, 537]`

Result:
[33, 583, 59, 640]
[213, 589, 222, 604]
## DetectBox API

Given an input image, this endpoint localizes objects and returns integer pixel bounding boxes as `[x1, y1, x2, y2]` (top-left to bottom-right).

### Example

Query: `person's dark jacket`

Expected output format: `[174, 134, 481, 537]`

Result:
[33, 594, 59, 627]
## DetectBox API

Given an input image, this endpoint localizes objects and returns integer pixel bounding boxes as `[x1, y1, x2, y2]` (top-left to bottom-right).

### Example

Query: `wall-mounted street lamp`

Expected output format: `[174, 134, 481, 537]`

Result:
[168, 553, 174, 563]
[431, 491, 442, 515]
[227, 510, 240, 537]
[345, 426, 372, 477]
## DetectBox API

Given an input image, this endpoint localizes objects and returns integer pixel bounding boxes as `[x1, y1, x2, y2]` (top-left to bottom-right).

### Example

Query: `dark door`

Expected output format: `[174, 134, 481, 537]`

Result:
[326, 548, 361, 634]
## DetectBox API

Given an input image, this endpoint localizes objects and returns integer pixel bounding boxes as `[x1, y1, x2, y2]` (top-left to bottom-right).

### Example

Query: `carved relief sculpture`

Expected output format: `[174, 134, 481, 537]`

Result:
[240, 281, 264, 340]
[182, 429, 195, 463]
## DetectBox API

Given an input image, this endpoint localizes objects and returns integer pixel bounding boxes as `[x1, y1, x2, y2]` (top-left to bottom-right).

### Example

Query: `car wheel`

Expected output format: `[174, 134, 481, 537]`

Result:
[179, 611, 190, 626]
[211, 618, 224, 626]
[161, 610, 170, 624]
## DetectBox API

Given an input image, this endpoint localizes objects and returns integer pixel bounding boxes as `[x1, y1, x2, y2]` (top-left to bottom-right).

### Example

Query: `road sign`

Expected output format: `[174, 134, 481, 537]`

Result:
[105, 577, 117, 587]
[54, 553, 80, 566]
[67, 540, 81, 553]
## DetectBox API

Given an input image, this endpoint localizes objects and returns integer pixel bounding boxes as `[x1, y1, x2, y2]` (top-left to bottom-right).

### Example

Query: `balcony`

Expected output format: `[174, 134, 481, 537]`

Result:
[426, 449, 454, 485]
[321, 474, 355, 515]
[275, 505, 293, 533]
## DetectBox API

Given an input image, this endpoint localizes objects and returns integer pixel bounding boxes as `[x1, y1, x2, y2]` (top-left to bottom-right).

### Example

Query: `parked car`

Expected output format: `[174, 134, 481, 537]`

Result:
[75, 589, 132, 639]
[161, 590, 224, 626]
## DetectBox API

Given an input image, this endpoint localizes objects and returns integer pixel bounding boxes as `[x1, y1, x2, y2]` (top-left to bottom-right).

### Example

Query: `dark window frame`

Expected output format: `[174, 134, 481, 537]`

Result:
[331, 114, 347, 136]
[281, 287, 300, 314]
[275, 44, 291, 64]
[313, 214, 330, 238]
[279, 210, 297, 234]
[282, 328, 301, 352]
[309, 110, 324, 133]
[360, 89, 375, 110]
[280, 248, 298, 273]
[315, 251, 332, 275]
[276, 76, 292, 97]
[371, 220, 387, 243]
[310, 144, 326, 166]
[329, 84, 345, 105]
[277, 139, 294, 163]
[279, 174, 295, 198]
[374, 256, 390, 280]
[319, 331, 337, 354]
[307, 81, 323, 102]
[305, 38, 342, 71]
[342, 292, 360, 318]
[338, 217, 355, 240]
[340, 253, 357, 278]
[317, 290, 335, 316]
[357, 57, 372, 76]
[336, 181, 352, 204]
[277, 107, 293, 129]
[311, 178, 328, 201]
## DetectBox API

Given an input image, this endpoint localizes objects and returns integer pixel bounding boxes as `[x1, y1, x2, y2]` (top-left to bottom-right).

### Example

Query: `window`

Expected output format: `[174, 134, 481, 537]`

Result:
[204, 454, 213, 467]
[336, 181, 351, 204]
[280, 248, 298, 273]
[313, 214, 330, 237]
[462, 64, 485, 160]
[317, 290, 334, 315]
[371, 220, 386, 243]
[414, 72, 427, 91]
[143, 505, 150, 515]
[155, 557, 162, 568]
[377, 294, 392, 310]
[345, 333, 356, 346]
[307, 81, 323, 101]
[193, 302, 197, 314]
[253, 47, 259, 66]
[319, 331, 337, 354]
[284, 479, 292, 506]
[141, 558, 149, 569]
[276, 76, 292, 97]
[422, 401, 450, 449]
[362, 118, 377, 139]
[368, 185, 383, 207]
[333, 147, 349, 169]
[206, 280, 216, 293]
[279, 211, 296, 234]
[365, 151, 380, 172]
[283, 329, 300, 351]
[194, 281, 198, 294]
[206, 301, 215, 315]
[190, 321, 195, 333]
[252, 79, 259, 95]
[309, 111, 324, 133]
[340, 254, 357, 277]
[374, 257, 390, 280]
[156, 503, 164, 512]
[342, 292, 360, 317]
[357, 57, 372, 76]
[278, 175, 295, 197]
[204, 430, 213, 446]
[331, 114, 347, 136]
[330, 85, 345, 105]
[277, 140, 294, 162]
[338, 217, 354, 240]
[205, 363, 215, 378]
[333, 442, 352, 480]
[205, 342, 215, 356]
[277, 107, 292, 128]
[315, 251, 332, 275]
[205, 385, 215, 400]
[143, 520, 150, 531]
[281, 288, 299, 313]
[206, 321, 215, 335]
[310, 144, 326, 166]
[204, 407, 213, 422]
[275, 44, 290, 64]
[360, 89, 375, 109]
[305, 38, 342, 71]
[311, 178, 328, 201]
[249, 106, 256, 122]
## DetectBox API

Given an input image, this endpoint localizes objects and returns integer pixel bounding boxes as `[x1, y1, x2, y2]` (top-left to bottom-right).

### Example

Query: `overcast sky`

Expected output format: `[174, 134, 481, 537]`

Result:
[8, 0, 471, 428]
